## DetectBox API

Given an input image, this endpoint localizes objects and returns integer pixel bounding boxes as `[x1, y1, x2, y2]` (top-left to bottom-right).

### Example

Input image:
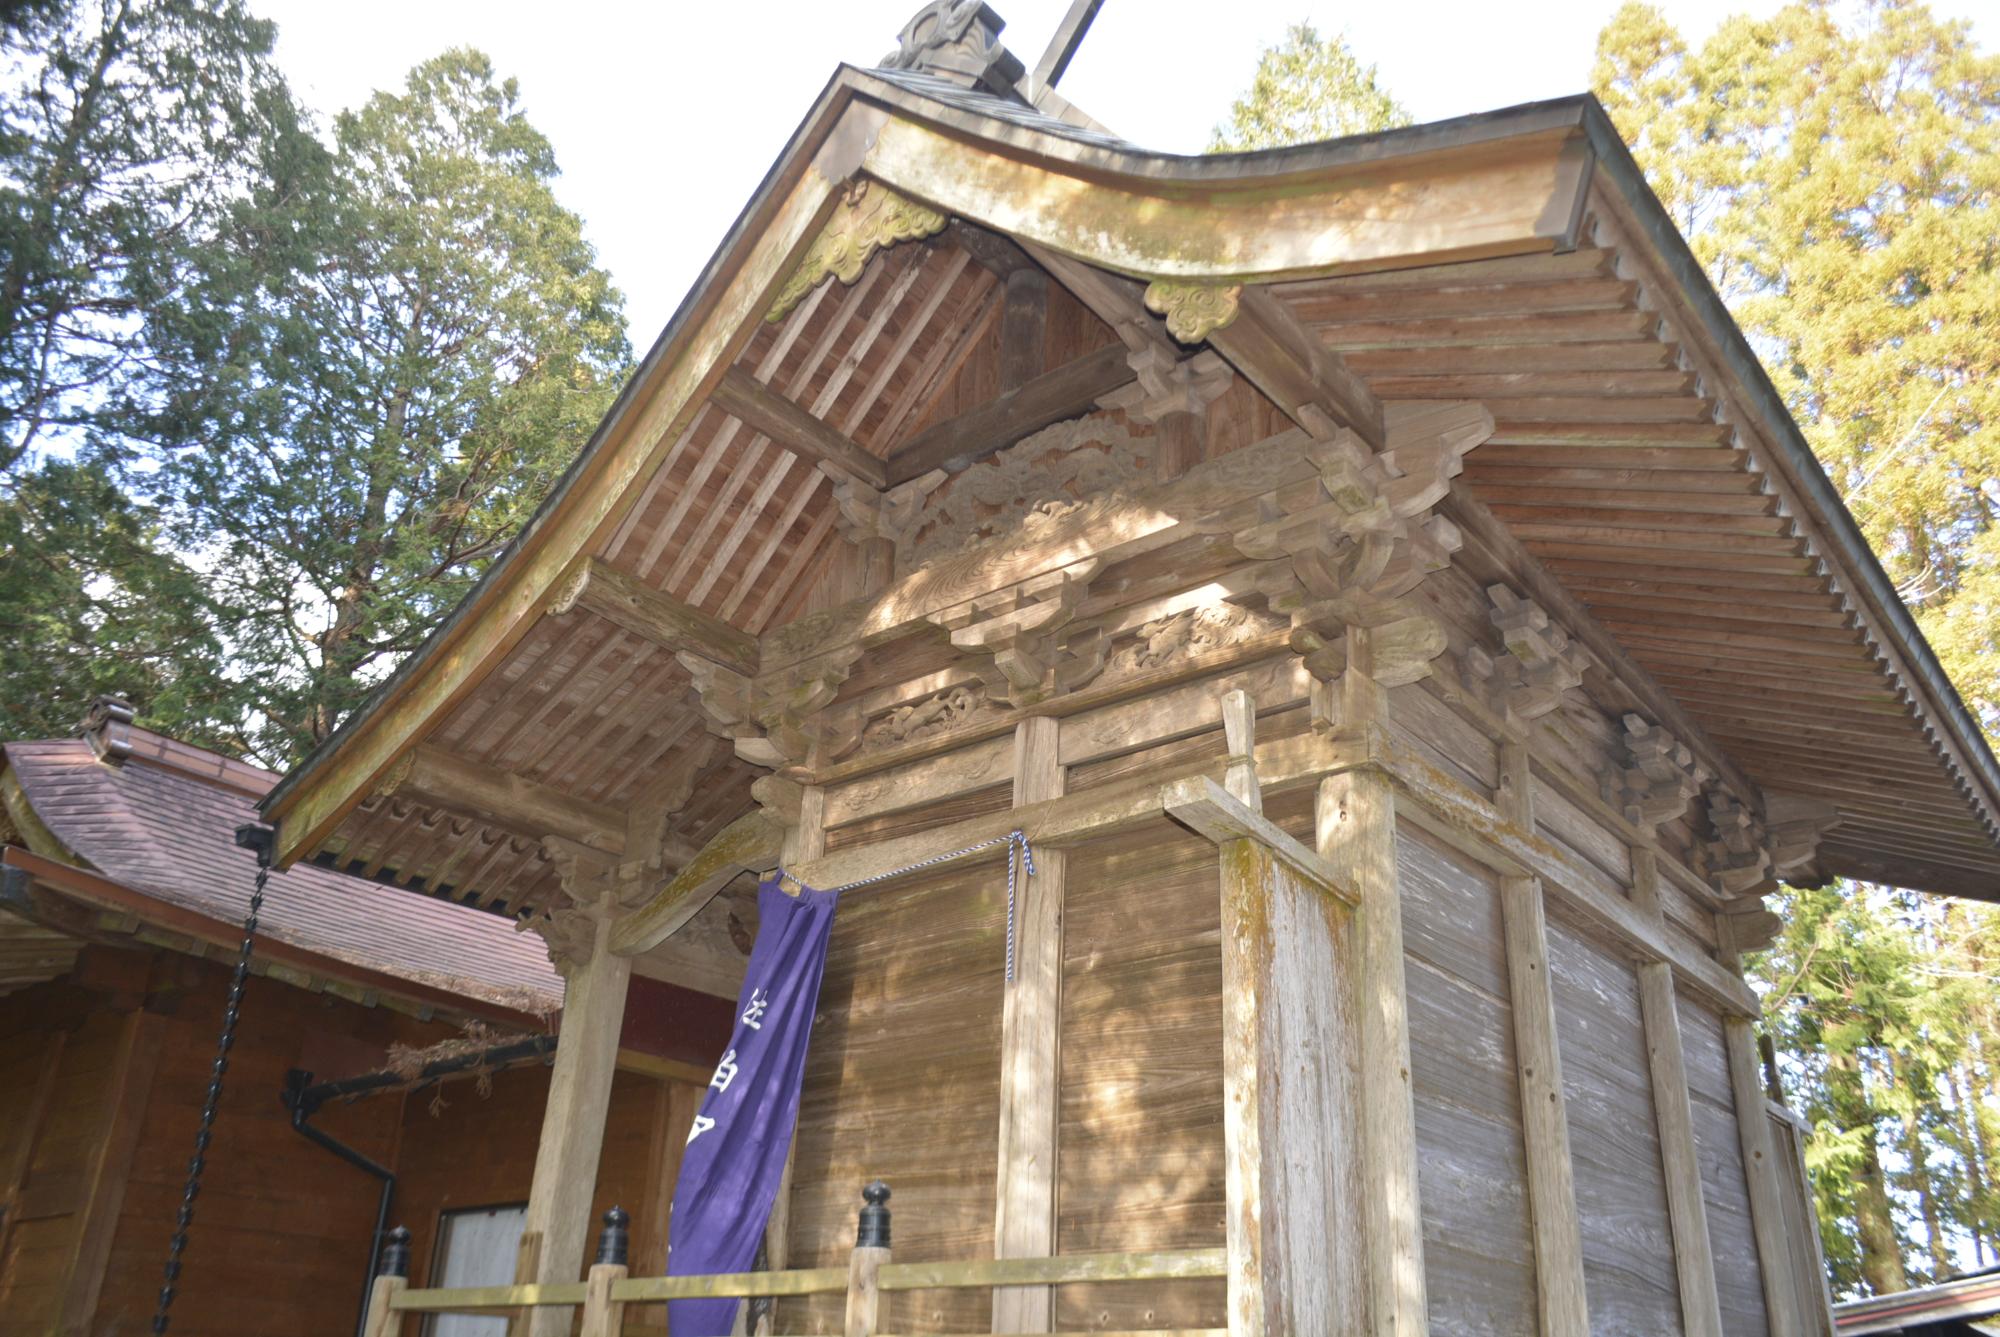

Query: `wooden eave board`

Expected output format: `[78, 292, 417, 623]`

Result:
[1267, 229, 2000, 897]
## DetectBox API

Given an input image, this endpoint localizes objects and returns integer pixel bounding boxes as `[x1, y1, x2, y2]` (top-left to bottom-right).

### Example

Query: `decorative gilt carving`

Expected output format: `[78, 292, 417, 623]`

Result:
[547, 563, 592, 616]
[899, 416, 1150, 569]
[930, 562, 1104, 708]
[371, 750, 416, 800]
[1702, 792, 1772, 897]
[1144, 281, 1243, 343]
[1602, 713, 1711, 833]
[768, 180, 946, 323]
[1098, 348, 1233, 423]
[1235, 409, 1484, 687]
[681, 647, 863, 768]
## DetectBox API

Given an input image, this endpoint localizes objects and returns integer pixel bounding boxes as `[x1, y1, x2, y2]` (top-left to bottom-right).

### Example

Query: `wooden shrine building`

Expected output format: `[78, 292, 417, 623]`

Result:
[258, 6, 2000, 1335]
[0, 701, 728, 1334]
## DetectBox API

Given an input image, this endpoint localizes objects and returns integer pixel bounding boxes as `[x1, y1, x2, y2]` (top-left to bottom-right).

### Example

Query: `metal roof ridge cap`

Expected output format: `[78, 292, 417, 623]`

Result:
[1577, 94, 2000, 838]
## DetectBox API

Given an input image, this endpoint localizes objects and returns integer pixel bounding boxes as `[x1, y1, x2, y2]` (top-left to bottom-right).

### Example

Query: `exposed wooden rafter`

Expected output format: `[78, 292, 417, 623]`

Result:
[710, 366, 888, 489]
[1207, 287, 1384, 447]
[550, 558, 761, 675]
[380, 743, 627, 855]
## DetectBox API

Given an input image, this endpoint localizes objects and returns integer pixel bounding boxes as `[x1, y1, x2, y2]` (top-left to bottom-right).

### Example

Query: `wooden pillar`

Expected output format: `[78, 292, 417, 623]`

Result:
[515, 901, 633, 1337]
[992, 715, 1064, 1332]
[1318, 637, 1428, 1337]
[1631, 848, 1725, 1337]
[755, 784, 827, 1336]
[580, 1209, 632, 1337]
[365, 1225, 412, 1337]
[845, 1182, 892, 1337]
[1494, 742, 1590, 1336]
[1216, 692, 1365, 1335]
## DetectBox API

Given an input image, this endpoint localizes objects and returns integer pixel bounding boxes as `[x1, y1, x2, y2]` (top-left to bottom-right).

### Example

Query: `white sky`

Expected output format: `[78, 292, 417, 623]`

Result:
[256, 0, 1996, 344]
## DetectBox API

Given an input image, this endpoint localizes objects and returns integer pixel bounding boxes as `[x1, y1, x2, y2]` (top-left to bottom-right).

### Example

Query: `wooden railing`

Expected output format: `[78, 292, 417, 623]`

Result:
[361, 1183, 1227, 1337]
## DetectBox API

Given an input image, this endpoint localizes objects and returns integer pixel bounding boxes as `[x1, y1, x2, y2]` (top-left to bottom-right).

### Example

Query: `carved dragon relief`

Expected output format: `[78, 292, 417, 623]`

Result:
[902, 417, 1151, 569]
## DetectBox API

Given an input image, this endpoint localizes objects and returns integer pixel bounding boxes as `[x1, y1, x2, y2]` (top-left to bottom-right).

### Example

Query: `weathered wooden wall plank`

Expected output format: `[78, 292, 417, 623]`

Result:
[1677, 992, 1773, 1337]
[1545, 914, 1684, 1334]
[1058, 824, 1226, 1332]
[786, 856, 1006, 1334]
[1396, 827, 1537, 1336]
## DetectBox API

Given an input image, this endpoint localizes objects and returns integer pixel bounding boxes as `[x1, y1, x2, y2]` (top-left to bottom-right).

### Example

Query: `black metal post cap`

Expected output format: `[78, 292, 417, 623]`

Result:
[379, 1225, 412, 1278]
[595, 1205, 631, 1266]
[856, 1179, 891, 1249]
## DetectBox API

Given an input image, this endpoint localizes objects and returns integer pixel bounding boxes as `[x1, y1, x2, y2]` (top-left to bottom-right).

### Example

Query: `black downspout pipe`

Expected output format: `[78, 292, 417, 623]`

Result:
[281, 1068, 395, 1337]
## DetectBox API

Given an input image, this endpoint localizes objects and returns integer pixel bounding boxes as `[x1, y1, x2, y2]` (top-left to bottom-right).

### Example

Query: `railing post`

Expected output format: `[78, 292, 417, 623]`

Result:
[580, 1207, 630, 1337]
[844, 1181, 891, 1337]
[362, 1226, 410, 1337]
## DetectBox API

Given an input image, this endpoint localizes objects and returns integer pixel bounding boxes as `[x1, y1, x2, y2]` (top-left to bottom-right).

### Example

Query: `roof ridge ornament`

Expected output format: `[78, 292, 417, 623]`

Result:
[880, 2, 1026, 97]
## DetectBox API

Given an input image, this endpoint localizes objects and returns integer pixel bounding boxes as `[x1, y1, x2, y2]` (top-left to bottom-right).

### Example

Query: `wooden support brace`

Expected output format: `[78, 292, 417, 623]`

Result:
[1177, 690, 1366, 1335]
[993, 715, 1064, 1332]
[611, 810, 784, 956]
[1631, 847, 1726, 1337]
[382, 742, 629, 855]
[514, 906, 634, 1337]
[552, 557, 762, 676]
[363, 1275, 408, 1337]
[712, 366, 888, 489]
[580, 1263, 629, 1337]
[886, 342, 1135, 483]
[1718, 913, 1805, 1337]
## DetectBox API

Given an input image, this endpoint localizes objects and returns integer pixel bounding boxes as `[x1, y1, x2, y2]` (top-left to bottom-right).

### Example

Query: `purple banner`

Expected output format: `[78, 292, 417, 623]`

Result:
[667, 877, 839, 1336]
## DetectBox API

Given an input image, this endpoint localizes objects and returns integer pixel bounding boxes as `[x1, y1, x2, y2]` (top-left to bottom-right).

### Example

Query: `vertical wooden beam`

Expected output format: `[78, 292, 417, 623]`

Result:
[515, 905, 634, 1337]
[1495, 742, 1590, 1336]
[1318, 632, 1428, 1337]
[1718, 915, 1805, 1337]
[757, 784, 827, 1336]
[1631, 848, 1726, 1337]
[1217, 693, 1364, 1335]
[362, 1275, 407, 1337]
[1000, 269, 1049, 394]
[993, 715, 1064, 1332]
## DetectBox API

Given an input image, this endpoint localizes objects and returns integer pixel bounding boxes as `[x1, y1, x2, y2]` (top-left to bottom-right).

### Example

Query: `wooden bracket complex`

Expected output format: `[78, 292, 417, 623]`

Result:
[1237, 401, 1491, 689]
[929, 562, 1105, 707]
[1602, 714, 1710, 834]
[681, 647, 863, 768]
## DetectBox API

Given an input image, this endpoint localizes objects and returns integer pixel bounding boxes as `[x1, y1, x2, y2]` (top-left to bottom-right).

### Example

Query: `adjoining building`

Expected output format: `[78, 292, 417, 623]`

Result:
[0, 700, 728, 1335]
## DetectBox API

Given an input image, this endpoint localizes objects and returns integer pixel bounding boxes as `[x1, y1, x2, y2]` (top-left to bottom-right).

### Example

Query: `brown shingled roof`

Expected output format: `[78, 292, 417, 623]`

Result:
[2, 729, 560, 1014]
